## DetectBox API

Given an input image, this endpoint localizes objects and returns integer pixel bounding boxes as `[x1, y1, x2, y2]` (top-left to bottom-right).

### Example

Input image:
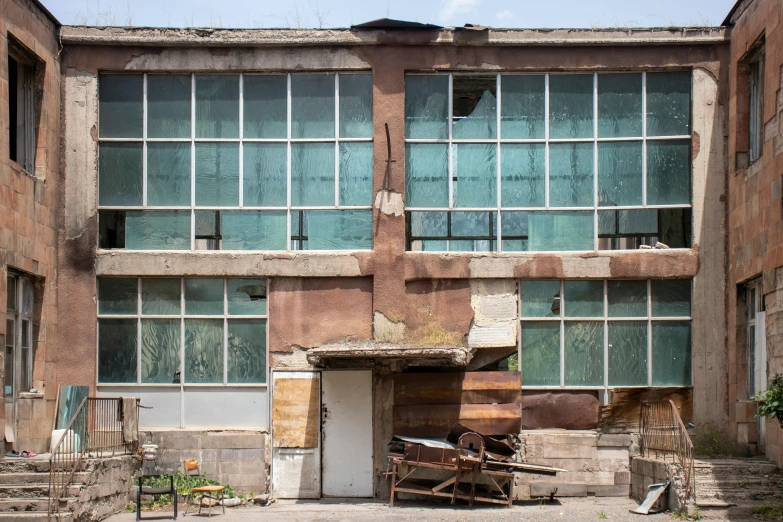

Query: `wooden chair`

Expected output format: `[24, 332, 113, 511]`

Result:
[182, 459, 225, 517]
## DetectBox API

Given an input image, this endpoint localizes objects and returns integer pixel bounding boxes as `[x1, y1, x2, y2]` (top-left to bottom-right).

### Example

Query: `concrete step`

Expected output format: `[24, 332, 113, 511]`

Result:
[0, 458, 92, 474]
[0, 514, 72, 521]
[0, 484, 82, 499]
[0, 472, 89, 485]
[693, 459, 778, 475]
[0, 497, 77, 512]
[694, 505, 754, 520]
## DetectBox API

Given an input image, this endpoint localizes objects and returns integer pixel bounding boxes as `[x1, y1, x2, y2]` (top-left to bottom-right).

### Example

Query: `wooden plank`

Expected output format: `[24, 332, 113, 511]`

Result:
[272, 377, 320, 448]
[599, 387, 692, 434]
[394, 372, 521, 396]
[393, 403, 522, 438]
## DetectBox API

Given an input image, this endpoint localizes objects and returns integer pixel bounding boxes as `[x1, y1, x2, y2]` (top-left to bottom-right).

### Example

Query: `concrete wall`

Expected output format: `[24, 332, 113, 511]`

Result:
[630, 456, 686, 513]
[0, 0, 60, 453]
[73, 455, 140, 522]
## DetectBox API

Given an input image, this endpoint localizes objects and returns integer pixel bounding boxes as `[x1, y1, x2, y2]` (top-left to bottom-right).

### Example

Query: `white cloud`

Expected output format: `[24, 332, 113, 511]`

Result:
[440, 0, 482, 23]
[496, 9, 513, 21]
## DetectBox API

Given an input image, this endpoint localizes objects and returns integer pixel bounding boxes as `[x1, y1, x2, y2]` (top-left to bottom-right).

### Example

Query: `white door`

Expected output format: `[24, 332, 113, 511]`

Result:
[756, 311, 767, 450]
[272, 371, 321, 498]
[322, 370, 373, 497]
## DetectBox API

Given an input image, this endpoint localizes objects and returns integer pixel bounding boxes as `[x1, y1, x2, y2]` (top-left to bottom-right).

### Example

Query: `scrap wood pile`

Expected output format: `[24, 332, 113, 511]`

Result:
[386, 423, 565, 508]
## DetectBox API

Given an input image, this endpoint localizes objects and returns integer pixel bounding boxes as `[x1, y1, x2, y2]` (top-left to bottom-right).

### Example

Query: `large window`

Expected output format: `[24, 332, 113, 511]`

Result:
[519, 279, 692, 390]
[7, 37, 37, 175]
[405, 72, 692, 252]
[748, 49, 765, 164]
[5, 272, 34, 396]
[97, 73, 373, 251]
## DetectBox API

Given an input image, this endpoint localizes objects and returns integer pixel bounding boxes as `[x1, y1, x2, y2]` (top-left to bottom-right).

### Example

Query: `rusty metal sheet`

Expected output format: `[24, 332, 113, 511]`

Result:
[393, 403, 522, 438]
[272, 377, 320, 448]
[600, 387, 692, 434]
[394, 372, 521, 406]
[521, 391, 600, 430]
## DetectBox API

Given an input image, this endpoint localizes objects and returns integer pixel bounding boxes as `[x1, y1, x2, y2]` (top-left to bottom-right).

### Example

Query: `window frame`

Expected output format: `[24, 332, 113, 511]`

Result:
[748, 51, 765, 164]
[745, 278, 764, 398]
[7, 42, 37, 175]
[405, 71, 693, 253]
[5, 271, 34, 396]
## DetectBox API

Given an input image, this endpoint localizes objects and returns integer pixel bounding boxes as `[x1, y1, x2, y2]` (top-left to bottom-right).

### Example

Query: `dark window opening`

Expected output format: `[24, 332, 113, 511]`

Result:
[7, 42, 37, 174]
[99, 210, 126, 249]
[598, 208, 691, 250]
[748, 51, 765, 164]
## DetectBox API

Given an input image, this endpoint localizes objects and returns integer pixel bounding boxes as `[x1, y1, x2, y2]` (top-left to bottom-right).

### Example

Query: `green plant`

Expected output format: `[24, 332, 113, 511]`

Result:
[691, 424, 734, 457]
[670, 507, 702, 521]
[139, 471, 238, 511]
[755, 374, 783, 427]
[598, 511, 608, 519]
[753, 505, 783, 520]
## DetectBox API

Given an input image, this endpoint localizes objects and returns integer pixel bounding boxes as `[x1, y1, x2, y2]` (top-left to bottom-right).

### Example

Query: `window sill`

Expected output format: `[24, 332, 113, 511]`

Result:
[18, 391, 44, 400]
[7, 160, 43, 183]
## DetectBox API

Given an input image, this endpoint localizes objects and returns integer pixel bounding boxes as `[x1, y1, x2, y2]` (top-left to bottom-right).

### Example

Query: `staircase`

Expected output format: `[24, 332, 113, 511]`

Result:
[694, 458, 783, 518]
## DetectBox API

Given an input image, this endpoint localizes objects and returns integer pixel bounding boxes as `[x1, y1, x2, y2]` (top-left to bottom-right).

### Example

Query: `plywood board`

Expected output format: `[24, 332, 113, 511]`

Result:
[273, 376, 320, 448]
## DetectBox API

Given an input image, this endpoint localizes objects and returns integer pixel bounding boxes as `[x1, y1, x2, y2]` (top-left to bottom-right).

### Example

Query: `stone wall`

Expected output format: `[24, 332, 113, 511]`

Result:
[630, 456, 686, 513]
[72, 455, 140, 522]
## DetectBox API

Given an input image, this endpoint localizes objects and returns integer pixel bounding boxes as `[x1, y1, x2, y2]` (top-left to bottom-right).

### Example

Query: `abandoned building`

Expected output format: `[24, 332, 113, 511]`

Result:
[2, 0, 783, 516]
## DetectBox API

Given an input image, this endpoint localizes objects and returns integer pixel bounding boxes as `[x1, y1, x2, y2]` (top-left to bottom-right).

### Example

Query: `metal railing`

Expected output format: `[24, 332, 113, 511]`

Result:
[48, 397, 139, 521]
[639, 399, 695, 502]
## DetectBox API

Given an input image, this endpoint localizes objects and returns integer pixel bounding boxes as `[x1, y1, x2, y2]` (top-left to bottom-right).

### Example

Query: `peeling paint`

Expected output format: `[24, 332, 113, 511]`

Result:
[373, 311, 406, 343]
[374, 190, 404, 217]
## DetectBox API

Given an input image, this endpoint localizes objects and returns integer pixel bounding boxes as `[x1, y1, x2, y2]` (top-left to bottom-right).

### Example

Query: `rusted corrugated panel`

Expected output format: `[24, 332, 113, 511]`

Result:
[600, 387, 692, 434]
[272, 377, 320, 448]
[521, 391, 600, 430]
[394, 403, 521, 437]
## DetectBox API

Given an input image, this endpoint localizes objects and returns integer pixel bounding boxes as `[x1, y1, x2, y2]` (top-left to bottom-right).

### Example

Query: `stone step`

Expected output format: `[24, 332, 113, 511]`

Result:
[695, 476, 783, 488]
[0, 513, 72, 521]
[0, 472, 90, 485]
[0, 497, 77, 512]
[0, 484, 82, 499]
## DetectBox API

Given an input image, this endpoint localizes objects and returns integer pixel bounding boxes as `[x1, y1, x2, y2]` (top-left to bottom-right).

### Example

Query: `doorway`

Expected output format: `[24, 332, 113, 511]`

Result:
[5, 271, 34, 449]
[746, 279, 767, 451]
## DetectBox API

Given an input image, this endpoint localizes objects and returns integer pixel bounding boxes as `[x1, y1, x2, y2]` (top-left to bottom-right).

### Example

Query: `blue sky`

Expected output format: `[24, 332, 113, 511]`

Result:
[44, 0, 738, 29]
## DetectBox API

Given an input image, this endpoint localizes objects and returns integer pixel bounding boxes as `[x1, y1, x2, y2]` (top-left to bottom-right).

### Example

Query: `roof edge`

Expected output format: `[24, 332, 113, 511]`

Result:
[31, 0, 61, 27]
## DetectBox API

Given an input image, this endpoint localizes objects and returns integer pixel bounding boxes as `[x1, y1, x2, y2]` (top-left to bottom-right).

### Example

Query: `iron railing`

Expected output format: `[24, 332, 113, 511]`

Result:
[48, 397, 139, 521]
[639, 399, 695, 502]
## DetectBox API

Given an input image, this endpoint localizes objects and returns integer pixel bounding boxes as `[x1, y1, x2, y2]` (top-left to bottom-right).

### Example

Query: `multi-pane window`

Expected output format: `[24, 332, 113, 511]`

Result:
[8, 39, 37, 174]
[97, 73, 373, 251]
[405, 72, 692, 252]
[745, 278, 765, 398]
[5, 272, 34, 396]
[97, 277, 267, 385]
[748, 52, 765, 164]
[519, 279, 692, 390]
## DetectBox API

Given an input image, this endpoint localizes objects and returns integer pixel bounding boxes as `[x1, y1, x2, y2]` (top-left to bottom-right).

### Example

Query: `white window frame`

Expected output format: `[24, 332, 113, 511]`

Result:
[5, 272, 34, 396]
[745, 278, 764, 398]
[404, 71, 693, 252]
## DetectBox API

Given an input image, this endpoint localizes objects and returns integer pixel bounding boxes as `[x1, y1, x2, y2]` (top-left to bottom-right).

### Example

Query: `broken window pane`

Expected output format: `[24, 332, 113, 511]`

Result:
[195, 75, 239, 139]
[652, 321, 691, 385]
[608, 280, 647, 317]
[651, 279, 691, 317]
[99, 210, 126, 249]
[227, 279, 267, 315]
[452, 76, 496, 140]
[521, 280, 560, 318]
[195, 210, 221, 250]
[549, 74, 593, 139]
[185, 319, 223, 384]
[405, 144, 448, 208]
[291, 143, 335, 206]
[147, 74, 191, 139]
[243, 143, 287, 207]
[501, 144, 545, 207]
[184, 279, 223, 315]
[304, 210, 372, 250]
[141, 319, 181, 384]
[98, 319, 137, 383]
[549, 143, 594, 207]
[565, 321, 604, 386]
[339, 142, 373, 206]
[646, 139, 690, 205]
[147, 142, 191, 206]
[527, 211, 594, 251]
[405, 75, 448, 139]
[221, 211, 287, 250]
[598, 141, 643, 207]
[142, 278, 181, 315]
[291, 74, 335, 139]
[453, 144, 496, 207]
[608, 321, 647, 386]
[598, 208, 691, 250]
[228, 320, 267, 384]
[521, 322, 560, 386]
[597, 73, 642, 138]
[125, 211, 190, 250]
[339, 74, 373, 138]
[99, 143, 143, 206]
[99, 74, 142, 138]
[646, 71, 691, 137]
[564, 280, 603, 317]
[98, 278, 137, 315]
[500, 75, 545, 139]
[243, 75, 287, 139]
[195, 143, 239, 207]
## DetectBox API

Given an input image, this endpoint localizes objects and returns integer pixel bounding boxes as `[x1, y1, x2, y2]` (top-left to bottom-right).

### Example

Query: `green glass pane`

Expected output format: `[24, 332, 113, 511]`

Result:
[500, 75, 545, 139]
[652, 321, 691, 385]
[339, 74, 373, 138]
[195, 143, 239, 207]
[184, 319, 223, 384]
[147, 142, 191, 206]
[98, 278, 137, 315]
[598, 141, 643, 207]
[421, 240, 448, 251]
[651, 280, 691, 317]
[647, 140, 690, 205]
[195, 75, 239, 138]
[500, 211, 529, 251]
[549, 143, 594, 207]
[142, 278, 181, 315]
[228, 320, 267, 384]
[304, 210, 372, 250]
[597, 73, 642, 138]
[454, 144, 496, 208]
[549, 74, 594, 139]
[608, 321, 647, 386]
[99, 143, 142, 206]
[221, 211, 287, 250]
[565, 321, 604, 386]
[98, 319, 137, 383]
[243, 143, 287, 207]
[147, 75, 191, 139]
[125, 211, 190, 250]
[521, 280, 560, 318]
[647, 71, 691, 137]
[228, 279, 267, 315]
[339, 142, 373, 206]
[291, 143, 335, 206]
[452, 76, 496, 140]
[528, 211, 594, 251]
[608, 280, 647, 317]
[99, 74, 142, 138]
[410, 211, 447, 238]
[184, 278, 223, 315]
[521, 322, 560, 386]
[501, 144, 545, 207]
[141, 319, 181, 384]
[291, 74, 335, 139]
[451, 211, 493, 237]
[405, 144, 448, 208]
[405, 75, 448, 139]
[243, 75, 286, 139]
[564, 280, 603, 317]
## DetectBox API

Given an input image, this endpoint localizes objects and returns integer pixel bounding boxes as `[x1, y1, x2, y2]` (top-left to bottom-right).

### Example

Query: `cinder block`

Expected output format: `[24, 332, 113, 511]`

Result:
[597, 434, 633, 447]
[614, 471, 631, 485]
[530, 483, 588, 497]
[201, 432, 265, 450]
[543, 445, 598, 459]
[590, 485, 630, 497]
